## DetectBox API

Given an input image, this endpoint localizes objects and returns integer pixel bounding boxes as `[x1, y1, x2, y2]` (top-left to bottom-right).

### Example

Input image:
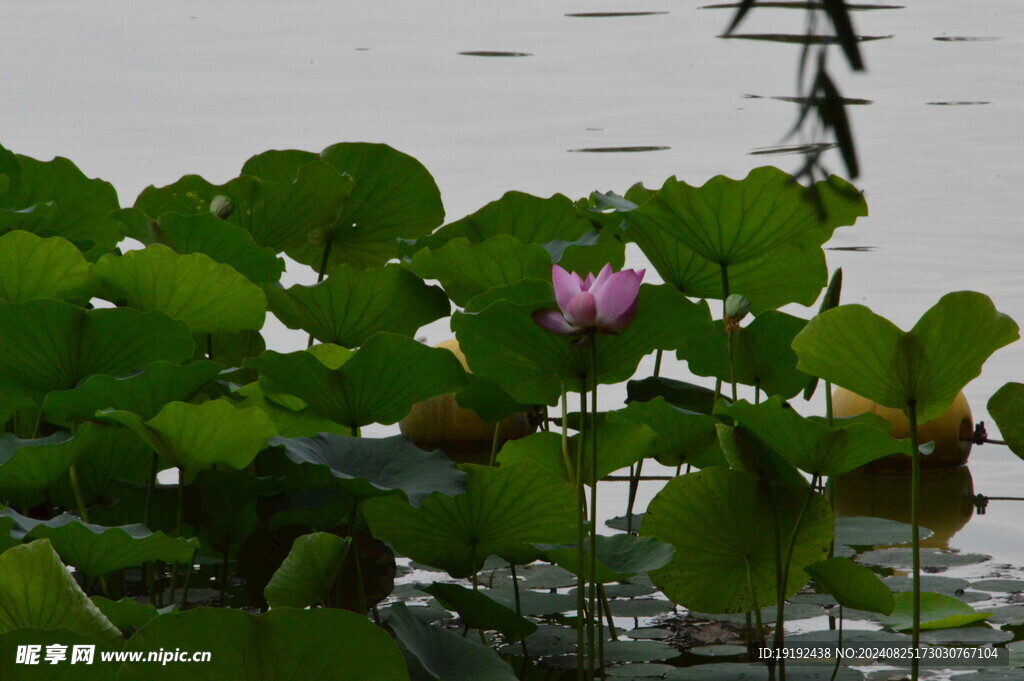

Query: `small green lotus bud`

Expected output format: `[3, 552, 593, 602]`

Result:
[209, 195, 235, 219]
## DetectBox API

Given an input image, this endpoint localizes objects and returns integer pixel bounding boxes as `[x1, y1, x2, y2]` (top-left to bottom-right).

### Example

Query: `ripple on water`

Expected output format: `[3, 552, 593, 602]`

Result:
[927, 101, 992, 106]
[565, 11, 669, 18]
[457, 50, 532, 57]
[934, 36, 1000, 42]
[568, 145, 671, 153]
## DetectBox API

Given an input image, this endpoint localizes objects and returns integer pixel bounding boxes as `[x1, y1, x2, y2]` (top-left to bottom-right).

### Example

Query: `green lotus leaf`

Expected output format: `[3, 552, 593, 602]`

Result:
[134, 161, 356, 258]
[42, 360, 222, 424]
[0, 629, 118, 680]
[198, 329, 266, 375]
[0, 432, 78, 509]
[542, 534, 675, 583]
[266, 264, 450, 347]
[454, 284, 712, 404]
[0, 539, 121, 644]
[1, 509, 198, 577]
[424, 583, 537, 643]
[0, 231, 97, 303]
[45, 423, 152, 508]
[641, 467, 833, 612]
[407, 235, 552, 306]
[245, 333, 466, 429]
[0, 152, 123, 250]
[454, 373, 535, 423]
[0, 299, 194, 412]
[792, 292, 1019, 422]
[881, 591, 991, 631]
[616, 397, 725, 468]
[426, 190, 592, 249]
[804, 557, 894, 615]
[118, 607, 409, 680]
[716, 424, 806, 488]
[269, 433, 466, 506]
[364, 463, 576, 577]
[0, 143, 19, 191]
[463, 279, 554, 313]
[264, 532, 351, 609]
[246, 143, 444, 270]
[988, 382, 1024, 459]
[717, 397, 911, 475]
[626, 167, 866, 268]
[91, 597, 162, 633]
[148, 212, 285, 284]
[99, 399, 276, 481]
[187, 469, 260, 550]
[627, 221, 828, 313]
[626, 376, 721, 415]
[236, 394, 353, 439]
[678, 310, 810, 399]
[497, 420, 656, 484]
[551, 226, 627, 277]
[96, 245, 267, 335]
[388, 601, 517, 681]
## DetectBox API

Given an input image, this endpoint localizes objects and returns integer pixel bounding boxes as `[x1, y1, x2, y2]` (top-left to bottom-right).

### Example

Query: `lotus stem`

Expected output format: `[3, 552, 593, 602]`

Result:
[349, 502, 368, 614]
[829, 605, 844, 681]
[774, 473, 820, 680]
[511, 563, 530, 661]
[589, 336, 602, 676]
[180, 547, 198, 609]
[744, 556, 769, 679]
[625, 459, 644, 534]
[599, 584, 617, 641]
[825, 380, 834, 426]
[488, 422, 501, 467]
[577, 382, 590, 680]
[560, 385, 575, 486]
[909, 400, 921, 681]
[653, 349, 663, 377]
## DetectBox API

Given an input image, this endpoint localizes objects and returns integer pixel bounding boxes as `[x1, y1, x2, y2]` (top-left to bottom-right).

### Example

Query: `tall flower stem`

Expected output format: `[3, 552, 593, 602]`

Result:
[721, 264, 738, 402]
[589, 336, 603, 676]
[908, 400, 921, 681]
[574, 382, 588, 681]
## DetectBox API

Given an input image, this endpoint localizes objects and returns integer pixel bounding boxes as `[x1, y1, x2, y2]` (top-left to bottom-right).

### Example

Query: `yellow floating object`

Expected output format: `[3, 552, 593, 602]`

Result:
[399, 339, 535, 463]
[832, 387, 974, 471]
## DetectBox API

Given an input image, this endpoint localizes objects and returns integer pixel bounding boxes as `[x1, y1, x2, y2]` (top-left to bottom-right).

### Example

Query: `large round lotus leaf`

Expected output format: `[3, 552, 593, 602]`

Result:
[42, 360, 222, 424]
[641, 467, 833, 613]
[989, 382, 1024, 459]
[407, 235, 552, 306]
[0, 231, 96, 302]
[145, 212, 285, 284]
[497, 420, 656, 485]
[0, 152, 123, 250]
[971, 579, 1024, 593]
[236, 393, 354, 439]
[881, 591, 991, 631]
[0, 629, 117, 680]
[615, 397, 724, 468]
[99, 399, 276, 481]
[678, 311, 810, 399]
[423, 582, 537, 642]
[542, 534, 675, 583]
[245, 333, 466, 429]
[793, 292, 1019, 423]
[462, 278, 554, 314]
[0, 299, 193, 412]
[804, 557, 894, 615]
[118, 607, 409, 680]
[238, 143, 444, 270]
[45, 423, 152, 508]
[834, 516, 932, 547]
[0, 432, 78, 508]
[423, 191, 591, 249]
[264, 532, 350, 609]
[387, 602, 516, 681]
[92, 597, 161, 633]
[364, 462, 576, 577]
[1, 509, 198, 577]
[134, 161, 355, 257]
[718, 397, 911, 476]
[624, 167, 866, 268]
[266, 264, 450, 348]
[96, 245, 267, 335]
[856, 547, 989, 570]
[269, 433, 466, 506]
[454, 284, 711, 404]
[0, 540, 121, 644]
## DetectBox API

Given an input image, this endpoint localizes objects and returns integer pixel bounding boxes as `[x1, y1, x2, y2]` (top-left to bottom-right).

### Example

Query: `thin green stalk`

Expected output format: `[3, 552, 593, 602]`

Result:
[909, 401, 921, 681]
[625, 459, 644, 534]
[721, 264, 738, 402]
[488, 422, 501, 467]
[206, 334, 214, 360]
[825, 381, 834, 426]
[575, 384, 587, 681]
[588, 337, 602, 677]
[744, 557, 768, 678]
[307, 236, 334, 347]
[180, 548, 198, 609]
[349, 501, 368, 615]
[219, 542, 230, 606]
[511, 564, 530, 662]
[599, 584, 617, 641]
[169, 468, 185, 604]
[653, 349, 663, 377]
[560, 384, 575, 486]
[829, 605, 844, 681]
[773, 474, 820, 677]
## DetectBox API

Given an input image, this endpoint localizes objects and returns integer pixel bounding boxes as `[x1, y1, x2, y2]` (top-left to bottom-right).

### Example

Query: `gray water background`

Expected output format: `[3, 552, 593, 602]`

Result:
[6, 0, 1024, 561]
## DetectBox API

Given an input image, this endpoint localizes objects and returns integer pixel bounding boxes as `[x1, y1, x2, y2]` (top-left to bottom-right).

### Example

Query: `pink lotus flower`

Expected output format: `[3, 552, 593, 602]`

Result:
[533, 263, 645, 338]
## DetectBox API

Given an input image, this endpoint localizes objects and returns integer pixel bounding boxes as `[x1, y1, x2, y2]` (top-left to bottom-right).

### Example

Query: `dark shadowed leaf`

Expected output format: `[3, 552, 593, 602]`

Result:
[542, 534, 675, 582]
[424, 583, 537, 642]
[616, 397, 725, 468]
[264, 532, 351, 609]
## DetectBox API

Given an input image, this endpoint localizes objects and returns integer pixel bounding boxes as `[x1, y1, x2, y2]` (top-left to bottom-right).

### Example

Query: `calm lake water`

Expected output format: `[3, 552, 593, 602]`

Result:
[7, 1, 1024, 562]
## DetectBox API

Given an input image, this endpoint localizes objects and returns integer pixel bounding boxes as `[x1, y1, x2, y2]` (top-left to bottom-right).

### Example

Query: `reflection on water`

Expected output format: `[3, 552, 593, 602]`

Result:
[718, 33, 892, 45]
[565, 12, 669, 18]
[927, 101, 991, 106]
[744, 94, 874, 106]
[934, 36, 1000, 42]
[457, 51, 532, 57]
[750, 142, 837, 156]
[830, 466, 975, 549]
[700, 2, 903, 10]
[568, 146, 671, 153]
